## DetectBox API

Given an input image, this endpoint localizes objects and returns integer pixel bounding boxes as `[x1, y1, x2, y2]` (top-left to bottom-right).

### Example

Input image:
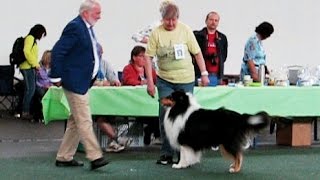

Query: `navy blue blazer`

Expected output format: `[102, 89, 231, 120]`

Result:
[50, 16, 95, 94]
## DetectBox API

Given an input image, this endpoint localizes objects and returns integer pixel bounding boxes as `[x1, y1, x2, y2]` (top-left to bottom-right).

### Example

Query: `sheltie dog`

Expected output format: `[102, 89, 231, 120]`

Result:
[161, 90, 270, 173]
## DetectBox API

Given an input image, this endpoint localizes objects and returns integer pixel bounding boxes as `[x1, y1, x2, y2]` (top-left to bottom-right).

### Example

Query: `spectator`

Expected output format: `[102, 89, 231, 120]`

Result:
[122, 46, 157, 86]
[132, 21, 161, 44]
[240, 21, 274, 81]
[122, 45, 160, 146]
[94, 43, 132, 152]
[32, 50, 53, 122]
[144, 1, 209, 165]
[36, 50, 53, 96]
[20, 24, 47, 121]
[193, 11, 228, 86]
[93, 43, 121, 87]
[50, 0, 108, 170]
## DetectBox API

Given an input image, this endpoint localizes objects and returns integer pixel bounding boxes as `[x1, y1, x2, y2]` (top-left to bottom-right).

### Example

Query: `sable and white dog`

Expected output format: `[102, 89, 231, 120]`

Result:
[161, 90, 269, 173]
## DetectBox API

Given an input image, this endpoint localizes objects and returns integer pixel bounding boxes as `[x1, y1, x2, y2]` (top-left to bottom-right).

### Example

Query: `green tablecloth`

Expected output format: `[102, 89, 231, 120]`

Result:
[42, 86, 320, 124]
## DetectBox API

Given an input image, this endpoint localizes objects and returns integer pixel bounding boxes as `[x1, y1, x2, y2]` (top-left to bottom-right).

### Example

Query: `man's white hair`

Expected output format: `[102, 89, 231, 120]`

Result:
[79, 0, 99, 14]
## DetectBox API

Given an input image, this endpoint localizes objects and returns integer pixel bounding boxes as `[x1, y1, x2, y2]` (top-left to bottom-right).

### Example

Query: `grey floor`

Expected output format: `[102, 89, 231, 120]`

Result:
[1, 110, 320, 159]
[0, 111, 64, 158]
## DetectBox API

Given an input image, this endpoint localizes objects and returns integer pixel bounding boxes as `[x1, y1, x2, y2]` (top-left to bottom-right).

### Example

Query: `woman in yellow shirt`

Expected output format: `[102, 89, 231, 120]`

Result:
[20, 24, 47, 121]
[144, 1, 209, 165]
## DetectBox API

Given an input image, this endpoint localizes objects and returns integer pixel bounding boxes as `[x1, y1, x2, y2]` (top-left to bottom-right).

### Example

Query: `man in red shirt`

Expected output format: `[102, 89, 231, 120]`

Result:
[194, 11, 228, 86]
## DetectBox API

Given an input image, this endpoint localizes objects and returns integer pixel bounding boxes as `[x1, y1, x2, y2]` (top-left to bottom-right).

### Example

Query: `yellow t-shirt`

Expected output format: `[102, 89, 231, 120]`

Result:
[146, 22, 201, 83]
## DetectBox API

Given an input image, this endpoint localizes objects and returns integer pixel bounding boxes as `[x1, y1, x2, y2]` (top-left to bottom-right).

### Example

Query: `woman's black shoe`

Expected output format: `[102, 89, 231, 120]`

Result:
[156, 155, 173, 165]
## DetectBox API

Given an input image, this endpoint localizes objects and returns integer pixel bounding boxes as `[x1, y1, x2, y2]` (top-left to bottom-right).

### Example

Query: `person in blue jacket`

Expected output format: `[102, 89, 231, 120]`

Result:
[49, 0, 108, 171]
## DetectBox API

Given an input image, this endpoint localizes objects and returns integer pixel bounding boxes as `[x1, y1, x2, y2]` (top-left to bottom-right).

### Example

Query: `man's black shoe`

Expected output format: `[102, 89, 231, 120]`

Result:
[91, 157, 109, 170]
[156, 155, 173, 165]
[55, 159, 84, 167]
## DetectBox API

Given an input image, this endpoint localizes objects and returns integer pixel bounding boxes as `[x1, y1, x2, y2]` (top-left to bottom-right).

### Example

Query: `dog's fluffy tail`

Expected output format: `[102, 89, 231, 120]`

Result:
[244, 111, 270, 132]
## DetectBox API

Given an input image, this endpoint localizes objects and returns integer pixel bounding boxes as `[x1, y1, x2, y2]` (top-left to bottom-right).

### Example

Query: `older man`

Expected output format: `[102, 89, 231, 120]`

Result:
[50, 0, 108, 170]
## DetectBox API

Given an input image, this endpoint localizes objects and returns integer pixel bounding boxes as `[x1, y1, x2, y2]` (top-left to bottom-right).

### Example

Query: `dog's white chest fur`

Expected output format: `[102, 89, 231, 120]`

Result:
[163, 103, 200, 150]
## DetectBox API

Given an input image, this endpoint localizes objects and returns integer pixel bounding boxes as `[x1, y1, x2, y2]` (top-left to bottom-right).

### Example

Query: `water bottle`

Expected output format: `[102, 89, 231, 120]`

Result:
[258, 64, 265, 86]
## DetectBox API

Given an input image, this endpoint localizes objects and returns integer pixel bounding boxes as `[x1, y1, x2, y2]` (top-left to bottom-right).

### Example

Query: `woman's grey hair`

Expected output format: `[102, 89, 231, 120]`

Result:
[159, 1, 172, 13]
[159, 1, 179, 19]
[79, 0, 99, 14]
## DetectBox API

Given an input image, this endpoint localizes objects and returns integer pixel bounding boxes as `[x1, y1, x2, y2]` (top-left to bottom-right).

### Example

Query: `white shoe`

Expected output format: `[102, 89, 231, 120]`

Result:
[117, 137, 133, 147]
[14, 113, 21, 118]
[243, 139, 251, 150]
[151, 137, 162, 145]
[105, 141, 125, 153]
[211, 146, 219, 151]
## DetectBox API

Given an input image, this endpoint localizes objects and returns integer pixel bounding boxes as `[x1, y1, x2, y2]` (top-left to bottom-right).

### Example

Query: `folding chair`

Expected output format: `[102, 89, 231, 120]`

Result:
[0, 65, 19, 113]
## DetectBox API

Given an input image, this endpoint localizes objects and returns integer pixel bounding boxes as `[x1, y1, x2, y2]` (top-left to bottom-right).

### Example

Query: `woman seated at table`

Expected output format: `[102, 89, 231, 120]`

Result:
[122, 45, 160, 145]
[94, 43, 132, 152]
[122, 45, 157, 86]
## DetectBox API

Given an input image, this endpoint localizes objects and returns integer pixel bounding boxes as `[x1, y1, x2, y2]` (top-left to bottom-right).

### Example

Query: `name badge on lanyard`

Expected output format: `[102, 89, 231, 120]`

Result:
[174, 44, 185, 60]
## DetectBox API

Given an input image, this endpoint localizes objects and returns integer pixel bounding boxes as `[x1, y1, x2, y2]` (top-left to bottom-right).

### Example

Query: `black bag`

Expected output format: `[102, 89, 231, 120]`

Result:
[9, 37, 26, 67]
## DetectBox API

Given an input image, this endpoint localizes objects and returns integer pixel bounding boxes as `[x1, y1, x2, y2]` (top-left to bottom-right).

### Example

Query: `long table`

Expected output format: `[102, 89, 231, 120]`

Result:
[42, 86, 320, 125]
